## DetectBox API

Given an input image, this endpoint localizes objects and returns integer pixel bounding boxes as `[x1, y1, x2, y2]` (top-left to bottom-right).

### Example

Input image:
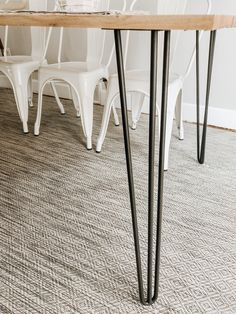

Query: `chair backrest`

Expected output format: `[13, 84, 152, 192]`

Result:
[3, 0, 48, 59]
[179, 0, 212, 80]
[3, 0, 28, 56]
[86, 0, 127, 67]
[156, 0, 188, 72]
[28, 0, 48, 59]
[124, 0, 211, 80]
[124, 0, 187, 71]
[44, 0, 127, 67]
[83, 0, 111, 64]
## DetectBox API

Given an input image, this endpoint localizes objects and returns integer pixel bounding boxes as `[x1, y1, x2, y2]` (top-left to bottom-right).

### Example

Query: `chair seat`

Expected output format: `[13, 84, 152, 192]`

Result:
[40, 61, 108, 78]
[111, 70, 182, 85]
[108, 70, 183, 100]
[0, 56, 42, 67]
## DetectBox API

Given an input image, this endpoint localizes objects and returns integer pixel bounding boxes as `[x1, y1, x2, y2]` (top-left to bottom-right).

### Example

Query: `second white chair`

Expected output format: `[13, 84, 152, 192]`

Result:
[34, 0, 126, 150]
[96, 0, 212, 170]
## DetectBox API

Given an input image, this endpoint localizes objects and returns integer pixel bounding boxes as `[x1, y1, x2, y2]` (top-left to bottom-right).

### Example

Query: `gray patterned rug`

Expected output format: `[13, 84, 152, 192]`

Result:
[0, 88, 235, 314]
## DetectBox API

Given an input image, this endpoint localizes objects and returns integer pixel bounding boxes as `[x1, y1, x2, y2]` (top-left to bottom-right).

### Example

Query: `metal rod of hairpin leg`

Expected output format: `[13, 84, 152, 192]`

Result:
[196, 30, 217, 164]
[114, 29, 145, 305]
[147, 30, 159, 304]
[196, 30, 201, 159]
[153, 30, 171, 302]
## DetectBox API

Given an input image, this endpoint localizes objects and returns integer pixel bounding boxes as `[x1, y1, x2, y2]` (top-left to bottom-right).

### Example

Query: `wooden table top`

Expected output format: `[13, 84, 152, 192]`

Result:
[0, 12, 235, 31]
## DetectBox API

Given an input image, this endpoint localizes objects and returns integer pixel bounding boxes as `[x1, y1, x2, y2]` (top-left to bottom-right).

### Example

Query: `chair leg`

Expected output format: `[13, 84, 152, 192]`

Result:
[74, 84, 94, 150]
[4, 70, 31, 133]
[81, 97, 93, 150]
[175, 89, 184, 140]
[164, 107, 176, 171]
[70, 85, 81, 117]
[96, 98, 115, 153]
[50, 82, 66, 115]
[99, 79, 119, 127]
[22, 122, 28, 134]
[13, 78, 29, 134]
[28, 76, 34, 107]
[112, 105, 120, 126]
[131, 93, 145, 130]
[34, 83, 45, 136]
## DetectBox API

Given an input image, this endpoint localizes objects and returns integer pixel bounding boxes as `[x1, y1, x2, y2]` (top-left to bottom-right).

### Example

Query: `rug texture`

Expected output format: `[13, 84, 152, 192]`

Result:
[0, 88, 235, 314]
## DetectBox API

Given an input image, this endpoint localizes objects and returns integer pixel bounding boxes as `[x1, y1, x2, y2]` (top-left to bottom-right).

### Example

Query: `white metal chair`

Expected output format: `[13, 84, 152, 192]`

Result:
[96, 0, 212, 170]
[34, 0, 126, 150]
[0, 0, 49, 133]
[0, 0, 66, 133]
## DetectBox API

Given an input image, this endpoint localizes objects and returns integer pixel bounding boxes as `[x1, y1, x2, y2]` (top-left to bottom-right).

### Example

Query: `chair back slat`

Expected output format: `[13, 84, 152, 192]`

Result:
[48, 0, 127, 68]
[125, 0, 211, 81]
[171, 0, 212, 79]
[52, 0, 109, 64]
[3, 0, 28, 56]
[29, 0, 48, 59]
[86, 0, 110, 64]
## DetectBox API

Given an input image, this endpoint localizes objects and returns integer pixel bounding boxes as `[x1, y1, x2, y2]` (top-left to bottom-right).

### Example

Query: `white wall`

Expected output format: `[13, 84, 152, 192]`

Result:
[1, 0, 236, 129]
[184, 0, 236, 112]
[180, 0, 236, 129]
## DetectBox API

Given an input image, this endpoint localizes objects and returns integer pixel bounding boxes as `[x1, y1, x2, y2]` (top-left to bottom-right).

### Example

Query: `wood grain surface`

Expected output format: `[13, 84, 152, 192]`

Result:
[0, 13, 235, 30]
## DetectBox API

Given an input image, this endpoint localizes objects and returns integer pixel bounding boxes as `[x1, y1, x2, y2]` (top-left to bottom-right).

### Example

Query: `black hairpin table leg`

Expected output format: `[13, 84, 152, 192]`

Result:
[196, 30, 217, 164]
[114, 29, 171, 306]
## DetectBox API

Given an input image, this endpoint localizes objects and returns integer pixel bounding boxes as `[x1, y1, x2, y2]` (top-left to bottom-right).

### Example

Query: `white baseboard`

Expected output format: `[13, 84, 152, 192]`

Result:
[118, 95, 236, 130]
[0, 75, 235, 130]
[183, 102, 236, 130]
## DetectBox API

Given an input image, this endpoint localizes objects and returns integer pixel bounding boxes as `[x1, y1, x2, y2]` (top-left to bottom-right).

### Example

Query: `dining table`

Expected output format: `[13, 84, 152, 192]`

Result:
[0, 11, 235, 306]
